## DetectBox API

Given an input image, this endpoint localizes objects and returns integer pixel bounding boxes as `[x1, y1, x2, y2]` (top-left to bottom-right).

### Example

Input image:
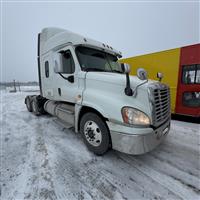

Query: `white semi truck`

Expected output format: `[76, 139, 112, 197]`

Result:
[25, 27, 171, 155]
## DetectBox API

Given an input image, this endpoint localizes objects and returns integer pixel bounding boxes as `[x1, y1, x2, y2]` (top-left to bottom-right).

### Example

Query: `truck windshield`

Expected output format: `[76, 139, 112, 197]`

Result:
[76, 46, 122, 73]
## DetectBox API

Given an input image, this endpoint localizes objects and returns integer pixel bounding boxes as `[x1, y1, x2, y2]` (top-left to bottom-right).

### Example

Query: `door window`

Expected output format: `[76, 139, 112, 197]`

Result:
[61, 50, 75, 74]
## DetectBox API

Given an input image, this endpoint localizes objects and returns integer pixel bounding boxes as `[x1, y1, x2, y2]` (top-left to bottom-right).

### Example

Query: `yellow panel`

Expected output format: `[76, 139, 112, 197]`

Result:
[120, 48, 180, 113]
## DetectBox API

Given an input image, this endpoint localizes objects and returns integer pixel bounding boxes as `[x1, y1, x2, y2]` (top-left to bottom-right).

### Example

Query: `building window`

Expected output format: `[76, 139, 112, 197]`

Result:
[182, 64, 200, 84]
[196, 64, 200, 83]
[183, 92, 200, 107]
[45, 61, 49, 78]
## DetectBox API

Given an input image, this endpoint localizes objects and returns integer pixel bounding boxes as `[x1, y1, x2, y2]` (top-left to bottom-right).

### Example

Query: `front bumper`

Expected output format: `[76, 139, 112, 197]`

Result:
[107, 119, 170, 155]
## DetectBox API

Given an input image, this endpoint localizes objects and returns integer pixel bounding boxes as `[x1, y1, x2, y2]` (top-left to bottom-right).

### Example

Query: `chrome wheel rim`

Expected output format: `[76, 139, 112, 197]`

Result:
[84, 120, 102, 147]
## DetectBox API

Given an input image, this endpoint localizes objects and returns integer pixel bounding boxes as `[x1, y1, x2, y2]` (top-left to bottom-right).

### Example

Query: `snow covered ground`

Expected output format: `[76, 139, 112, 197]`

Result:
[1, 87, 200, 200]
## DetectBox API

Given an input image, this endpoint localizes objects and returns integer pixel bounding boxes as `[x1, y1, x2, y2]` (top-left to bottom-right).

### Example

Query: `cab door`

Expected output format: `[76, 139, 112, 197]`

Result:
[53, 46, 81, 103]
[175, 44, 200, 117]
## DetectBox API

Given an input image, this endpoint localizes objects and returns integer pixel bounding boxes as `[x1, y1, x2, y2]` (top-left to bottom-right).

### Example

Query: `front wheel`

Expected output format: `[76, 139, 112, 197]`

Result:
[80, 112, 110, 155]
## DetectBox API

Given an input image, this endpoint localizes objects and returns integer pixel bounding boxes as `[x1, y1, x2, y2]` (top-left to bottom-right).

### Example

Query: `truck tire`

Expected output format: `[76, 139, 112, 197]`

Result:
[80, 112, 110, 155]
[36, 95, 47, 115]
[31, 96, 41, 116]
[26, 96, 33, 112]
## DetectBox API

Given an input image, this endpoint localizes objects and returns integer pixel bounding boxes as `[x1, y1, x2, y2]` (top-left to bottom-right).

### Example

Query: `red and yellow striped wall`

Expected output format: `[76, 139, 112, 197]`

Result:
[120, 44, 200, 117]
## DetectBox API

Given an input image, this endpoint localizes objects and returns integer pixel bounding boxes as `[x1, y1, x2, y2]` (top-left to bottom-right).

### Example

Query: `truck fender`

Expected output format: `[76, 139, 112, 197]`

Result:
[75, 104, 108, 133]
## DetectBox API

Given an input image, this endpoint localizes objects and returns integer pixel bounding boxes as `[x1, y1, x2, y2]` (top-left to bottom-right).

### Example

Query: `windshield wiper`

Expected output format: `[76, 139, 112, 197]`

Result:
[111, 70, 122, 74]
[84, 68, 108, 72]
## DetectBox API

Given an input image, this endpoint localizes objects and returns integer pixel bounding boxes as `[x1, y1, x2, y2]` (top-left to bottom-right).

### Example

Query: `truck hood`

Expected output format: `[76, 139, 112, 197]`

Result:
[85, 72, 156, 89]
[83, 71, 156, 123]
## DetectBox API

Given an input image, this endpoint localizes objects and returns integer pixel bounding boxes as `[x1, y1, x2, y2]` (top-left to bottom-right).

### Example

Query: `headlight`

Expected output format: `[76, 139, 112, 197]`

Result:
[122, 107, 150, 125]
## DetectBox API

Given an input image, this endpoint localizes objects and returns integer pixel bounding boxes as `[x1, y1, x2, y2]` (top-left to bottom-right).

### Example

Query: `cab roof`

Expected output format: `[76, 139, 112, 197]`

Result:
[40, 27, 122, 58]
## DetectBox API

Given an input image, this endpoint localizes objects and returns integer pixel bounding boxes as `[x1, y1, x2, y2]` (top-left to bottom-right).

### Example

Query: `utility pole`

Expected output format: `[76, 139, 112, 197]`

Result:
[18, 81, 21, 92]
[13, 80, 16, 92]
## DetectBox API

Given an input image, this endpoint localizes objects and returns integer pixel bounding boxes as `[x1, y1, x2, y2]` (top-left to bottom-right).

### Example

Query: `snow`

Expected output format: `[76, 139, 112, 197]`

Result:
[1, 87, 200, 200]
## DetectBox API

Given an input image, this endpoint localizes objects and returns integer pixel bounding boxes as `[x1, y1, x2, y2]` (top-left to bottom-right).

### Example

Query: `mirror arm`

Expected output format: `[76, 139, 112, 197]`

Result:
[58, 73, 74, 83]
[124, 73, 133, 96]
[132, 79, 148, 98]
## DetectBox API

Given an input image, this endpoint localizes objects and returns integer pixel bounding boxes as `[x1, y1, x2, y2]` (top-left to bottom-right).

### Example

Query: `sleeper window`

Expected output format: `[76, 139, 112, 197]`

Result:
[45, 61, 49, 78]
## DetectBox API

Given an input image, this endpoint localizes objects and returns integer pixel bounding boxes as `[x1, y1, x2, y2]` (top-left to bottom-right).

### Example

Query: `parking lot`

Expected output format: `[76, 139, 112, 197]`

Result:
[1, 89, 200, 200]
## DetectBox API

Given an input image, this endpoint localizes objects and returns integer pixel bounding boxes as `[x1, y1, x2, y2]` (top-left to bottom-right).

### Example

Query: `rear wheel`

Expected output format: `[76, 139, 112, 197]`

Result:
[32, 97, 41, 116]
[80, 112, 110, 155]
[26, 97, 33, 112]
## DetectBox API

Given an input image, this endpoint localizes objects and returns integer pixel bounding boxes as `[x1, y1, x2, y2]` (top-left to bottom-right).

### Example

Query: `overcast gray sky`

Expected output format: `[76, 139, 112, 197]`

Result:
[1, 1, 199, 82]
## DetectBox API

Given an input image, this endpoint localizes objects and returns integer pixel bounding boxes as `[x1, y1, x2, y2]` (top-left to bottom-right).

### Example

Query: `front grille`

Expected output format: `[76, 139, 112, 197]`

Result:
[149, 84, 171, 126]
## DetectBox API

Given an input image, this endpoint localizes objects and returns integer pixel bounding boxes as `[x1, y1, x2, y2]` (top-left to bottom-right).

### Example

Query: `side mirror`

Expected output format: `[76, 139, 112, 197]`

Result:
[157, 72, 163, 81]
[53, 53, 64, 73]
[121, 63, 131, 74]
[121, 63, 133, 96]
[137, 68, 148, 80]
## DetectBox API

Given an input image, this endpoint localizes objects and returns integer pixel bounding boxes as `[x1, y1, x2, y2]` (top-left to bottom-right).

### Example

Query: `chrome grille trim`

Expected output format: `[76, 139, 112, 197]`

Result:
[148, 83, 171, 127]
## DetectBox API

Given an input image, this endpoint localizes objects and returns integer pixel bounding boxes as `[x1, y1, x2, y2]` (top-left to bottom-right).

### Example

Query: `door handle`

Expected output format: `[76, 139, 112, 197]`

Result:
[58, 88, 61, 96]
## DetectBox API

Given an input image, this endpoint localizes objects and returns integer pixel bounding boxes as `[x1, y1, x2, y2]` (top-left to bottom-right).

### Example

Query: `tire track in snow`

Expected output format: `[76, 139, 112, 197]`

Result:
[22, 117, 58, 200]
[44, 127, 179, 200]
[116, 153, 200, 200]
[1, 100, 36, 199]
[2, 112, 57, 200]
[150, 143, 200, 177]
[138, 153, 200, 192]
[43, 129, 129, 200]
[97, 153, 181, 200]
